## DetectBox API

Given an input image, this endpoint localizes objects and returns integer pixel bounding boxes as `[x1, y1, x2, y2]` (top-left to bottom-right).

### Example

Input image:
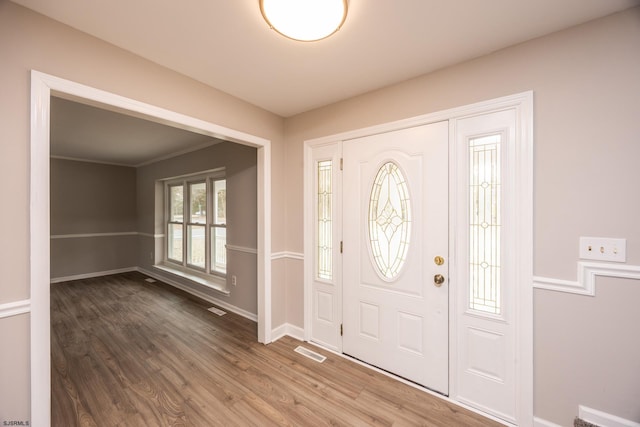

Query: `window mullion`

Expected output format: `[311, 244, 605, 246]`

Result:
[205, 178, 212, 274]
[182, 181, 187, 268]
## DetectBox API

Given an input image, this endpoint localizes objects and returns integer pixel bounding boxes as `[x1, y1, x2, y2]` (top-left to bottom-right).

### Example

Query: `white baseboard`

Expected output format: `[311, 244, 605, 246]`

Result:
[534, 408, 640, 427]
[50, 266, 257, 323]
[137, 268, 257, 322]
[271, 323, 305, 342]
[50, 267, 137, 284]
[534, 417, 562, 427]
[579, 405, 640, 427]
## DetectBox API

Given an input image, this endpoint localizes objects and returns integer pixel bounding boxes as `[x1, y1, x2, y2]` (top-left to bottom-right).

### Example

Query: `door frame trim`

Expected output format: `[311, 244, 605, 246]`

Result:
[30, 70, 272, 426]
[303, 91, 533, 425]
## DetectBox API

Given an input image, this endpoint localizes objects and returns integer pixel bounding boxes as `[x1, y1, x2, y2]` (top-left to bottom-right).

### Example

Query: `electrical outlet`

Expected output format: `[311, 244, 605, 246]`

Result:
[232, 275, 237, 286]
[579, 237, 626, 262]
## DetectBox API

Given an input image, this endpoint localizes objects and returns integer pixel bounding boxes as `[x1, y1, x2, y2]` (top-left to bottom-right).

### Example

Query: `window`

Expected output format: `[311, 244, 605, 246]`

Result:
[469, 134, 501, 314]
[168, 184, 184, 262]
[317, 160, 332, 280]
[211, 179, 227, 274]
[164, 171, 227, 279]
[368, 161, 411, 280]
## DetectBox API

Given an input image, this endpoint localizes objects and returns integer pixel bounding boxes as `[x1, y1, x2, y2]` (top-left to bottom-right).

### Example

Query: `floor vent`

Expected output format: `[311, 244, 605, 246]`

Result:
[574, 418, 599, 427]
[144, 278, 156, 283]
[207, 307, 226, 316]
[294, 346, 326, 363]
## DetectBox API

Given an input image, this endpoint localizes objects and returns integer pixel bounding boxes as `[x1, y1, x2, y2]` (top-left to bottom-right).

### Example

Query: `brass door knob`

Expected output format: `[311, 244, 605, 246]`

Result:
[434, 274, 445, 287]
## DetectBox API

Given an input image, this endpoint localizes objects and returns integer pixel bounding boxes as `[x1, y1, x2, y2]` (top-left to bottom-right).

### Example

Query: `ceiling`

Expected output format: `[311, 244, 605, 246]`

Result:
[16, 0, 639, 166]
[13, 0, 639, 118]
[50, 97, 222, 167]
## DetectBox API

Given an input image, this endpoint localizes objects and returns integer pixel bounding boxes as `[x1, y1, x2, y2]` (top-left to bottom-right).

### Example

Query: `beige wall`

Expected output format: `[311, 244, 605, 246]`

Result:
[50, 158, 138, 278]
[136, 141, 258, 314]
[283, 7, 640, 426]
[0, 1, 283, 422]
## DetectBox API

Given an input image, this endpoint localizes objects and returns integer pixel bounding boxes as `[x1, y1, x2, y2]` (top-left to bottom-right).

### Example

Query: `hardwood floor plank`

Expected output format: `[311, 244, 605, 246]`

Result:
[126, 373, 188, 426]
[228, 398, 283, 427]
[51, 328, 98, 427]
[51, 272, 503, 426]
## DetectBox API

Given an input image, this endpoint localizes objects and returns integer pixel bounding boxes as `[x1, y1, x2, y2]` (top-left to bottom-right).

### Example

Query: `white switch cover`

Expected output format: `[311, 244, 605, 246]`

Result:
[579, 237, 626, 262]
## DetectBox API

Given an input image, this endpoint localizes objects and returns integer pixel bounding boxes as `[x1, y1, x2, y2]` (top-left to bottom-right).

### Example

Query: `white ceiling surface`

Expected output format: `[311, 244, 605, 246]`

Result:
[13, 0, 640, 118]
[50, 97, 222, 167]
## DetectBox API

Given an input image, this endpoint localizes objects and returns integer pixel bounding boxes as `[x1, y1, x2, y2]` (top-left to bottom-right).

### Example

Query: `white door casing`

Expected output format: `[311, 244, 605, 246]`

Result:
[304, 91, 533, 426]
[342, 121, 449, 393]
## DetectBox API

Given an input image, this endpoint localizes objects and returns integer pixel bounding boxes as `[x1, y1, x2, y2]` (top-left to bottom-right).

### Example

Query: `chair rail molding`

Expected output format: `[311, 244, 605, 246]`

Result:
[0, 299, 31, 319]
[50, 231, 138, 239]
[533, 261, 640, 296]
[271, 251, 304, 261]
[226, 244, 258, 255]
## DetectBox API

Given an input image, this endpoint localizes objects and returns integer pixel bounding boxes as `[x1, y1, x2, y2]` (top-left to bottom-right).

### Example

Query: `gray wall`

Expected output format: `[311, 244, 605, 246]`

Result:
[136, 141, 258, 315]
[50, 141, 258, 313]
[50, 158, 138, 279]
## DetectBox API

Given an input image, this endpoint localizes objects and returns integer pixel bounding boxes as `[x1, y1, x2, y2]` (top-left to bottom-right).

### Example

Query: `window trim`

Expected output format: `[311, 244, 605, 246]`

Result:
[162, 169, 227, 287]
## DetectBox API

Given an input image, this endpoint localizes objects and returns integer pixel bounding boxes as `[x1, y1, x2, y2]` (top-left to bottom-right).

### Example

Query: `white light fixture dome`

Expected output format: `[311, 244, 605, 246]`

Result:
[260, 0, 348, 42]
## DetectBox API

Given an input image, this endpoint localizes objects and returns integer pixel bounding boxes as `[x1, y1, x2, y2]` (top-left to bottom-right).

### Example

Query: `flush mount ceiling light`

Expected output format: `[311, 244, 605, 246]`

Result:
[260, 0, 348, 42]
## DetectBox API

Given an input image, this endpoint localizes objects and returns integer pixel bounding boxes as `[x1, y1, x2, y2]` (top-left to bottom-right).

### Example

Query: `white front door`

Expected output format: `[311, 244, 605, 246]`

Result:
[342, 121, 449, 393]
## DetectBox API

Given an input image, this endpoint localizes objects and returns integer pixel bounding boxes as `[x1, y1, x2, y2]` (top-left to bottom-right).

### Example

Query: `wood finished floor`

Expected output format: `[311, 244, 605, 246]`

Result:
[51, 272, 502, 426]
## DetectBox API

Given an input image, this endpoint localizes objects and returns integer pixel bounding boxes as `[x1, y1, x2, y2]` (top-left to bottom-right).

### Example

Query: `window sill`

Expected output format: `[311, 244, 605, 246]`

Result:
[153, 263, 230, 295]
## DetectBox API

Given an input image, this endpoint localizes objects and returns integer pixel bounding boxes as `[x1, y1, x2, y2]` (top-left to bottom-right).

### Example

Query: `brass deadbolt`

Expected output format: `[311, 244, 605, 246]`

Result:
[434, 256, 445, 266]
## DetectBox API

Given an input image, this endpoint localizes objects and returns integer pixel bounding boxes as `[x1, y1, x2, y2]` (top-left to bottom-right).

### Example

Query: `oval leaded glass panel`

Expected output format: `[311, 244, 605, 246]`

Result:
[368, 161, 411, 280]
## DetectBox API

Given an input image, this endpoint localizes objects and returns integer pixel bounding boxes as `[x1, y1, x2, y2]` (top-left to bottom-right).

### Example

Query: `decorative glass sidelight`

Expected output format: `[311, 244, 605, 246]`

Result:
[317, 160, 333, 280]
[368, 161, 411, 280]
[469, 134, 502, 314]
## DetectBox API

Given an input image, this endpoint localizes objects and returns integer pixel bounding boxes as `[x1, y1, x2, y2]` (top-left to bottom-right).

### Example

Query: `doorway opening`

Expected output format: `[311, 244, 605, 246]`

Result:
[30, 70, 272, 426]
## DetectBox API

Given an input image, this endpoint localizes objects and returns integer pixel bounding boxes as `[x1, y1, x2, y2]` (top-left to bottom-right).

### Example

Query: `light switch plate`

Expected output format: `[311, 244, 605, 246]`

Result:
[579, 237, 626, 262]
